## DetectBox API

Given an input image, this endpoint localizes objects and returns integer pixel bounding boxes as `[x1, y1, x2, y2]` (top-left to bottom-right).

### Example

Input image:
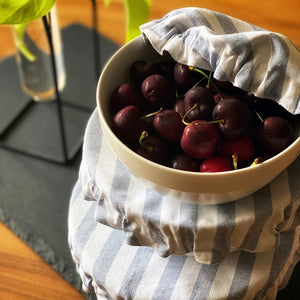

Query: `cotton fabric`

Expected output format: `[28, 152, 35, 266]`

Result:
[140, 7, 300, 114]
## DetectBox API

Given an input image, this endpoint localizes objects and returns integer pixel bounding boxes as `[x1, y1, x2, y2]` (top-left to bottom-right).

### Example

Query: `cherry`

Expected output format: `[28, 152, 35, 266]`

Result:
[184, 86, 215, 121]
[212, 98, 253, 139]
[141, 74, 175, 107]
[200, 156, 233, 172]
[180, 120, 219, 159]
[130, 60, 159, 87]
[218, 134, 255, 162]
[169, 152, 200, 172]
[135, 131, 168, 164]
[110, 83, 145, 114]
[156, 60, 176, 83]
[109, 57, 297, 173]
[112, 105, 147, 144]
[214, 92, 237, 103]
[257, 116, 295, 154]
[214, 79, 245, 95]
[139, 107, 163, 133]
[252, 97, 294, 124]
[173, 63, 202, 92]
[153, 109, 186, 144]
[172, 98, 186, 116]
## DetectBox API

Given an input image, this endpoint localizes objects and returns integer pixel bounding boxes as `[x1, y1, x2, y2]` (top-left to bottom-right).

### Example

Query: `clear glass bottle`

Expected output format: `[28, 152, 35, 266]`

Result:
[12, 5, 66, 102]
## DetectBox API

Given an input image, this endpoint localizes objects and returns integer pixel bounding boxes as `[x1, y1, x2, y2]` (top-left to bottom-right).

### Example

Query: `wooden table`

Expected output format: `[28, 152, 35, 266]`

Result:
[0, 0, 299, 299]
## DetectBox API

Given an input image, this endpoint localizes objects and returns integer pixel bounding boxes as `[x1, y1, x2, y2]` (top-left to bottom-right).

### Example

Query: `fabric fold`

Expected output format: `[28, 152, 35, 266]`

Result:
[140, 7, 300, 114]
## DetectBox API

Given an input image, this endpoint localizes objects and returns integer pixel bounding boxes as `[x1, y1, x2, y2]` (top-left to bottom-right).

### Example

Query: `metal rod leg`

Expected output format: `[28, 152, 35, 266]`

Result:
[43, 14, 69, 163]
[92, 0, 101, 80]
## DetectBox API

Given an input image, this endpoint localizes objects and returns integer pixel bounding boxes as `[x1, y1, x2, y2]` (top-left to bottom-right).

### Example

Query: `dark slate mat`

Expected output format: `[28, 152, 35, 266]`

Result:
[0, 24, 118, 299]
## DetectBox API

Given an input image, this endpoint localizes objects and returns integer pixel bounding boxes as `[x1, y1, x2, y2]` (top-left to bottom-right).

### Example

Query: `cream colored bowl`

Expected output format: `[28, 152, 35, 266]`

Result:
[97, 36, 300, 204]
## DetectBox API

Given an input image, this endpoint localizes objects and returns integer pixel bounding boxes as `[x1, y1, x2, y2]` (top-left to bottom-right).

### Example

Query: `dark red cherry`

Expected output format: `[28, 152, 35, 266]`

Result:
[180, 120, 219, 159]
[218, 134, 255, 162]
[200, 156, 233, 172]
[213, 92, 237, 103]
[110, 83, 145, 114]
[251, 97, 294, 124]
[173, 63, 202, 92]
[214, 79, 245, 95]
[153, 109, 185, 144]
[156, 60, 176, 82]
[130, 60, 159, 87]
[172, 98, 186, 116]
[212, 98, 253, 138]
[257, 116, 295, 154]
[184, 86, 215, 121]
[169, 152, 200, 172]
[112, 105, 147, 144]
[135, 131, 168, 164]
[141, 74, 175, 107]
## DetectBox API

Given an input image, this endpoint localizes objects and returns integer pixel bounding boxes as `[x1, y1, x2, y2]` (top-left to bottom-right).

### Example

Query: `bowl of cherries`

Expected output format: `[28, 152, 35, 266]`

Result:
[97, 35, 300, 203]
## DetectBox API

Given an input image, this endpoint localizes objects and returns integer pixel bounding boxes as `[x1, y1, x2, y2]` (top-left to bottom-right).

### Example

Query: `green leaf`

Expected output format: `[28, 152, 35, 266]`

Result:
[104, 0, 112, 6]
[0, 0, 29, 23]
[0, 0, 56, 24]
[12, 23, 36, 61]
[123, 0, 151, 42]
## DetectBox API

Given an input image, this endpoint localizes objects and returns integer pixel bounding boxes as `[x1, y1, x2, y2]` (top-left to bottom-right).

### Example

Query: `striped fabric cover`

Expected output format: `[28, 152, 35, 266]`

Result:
[68, 177, 300, 300]
[79, 110, 300, 264]
[140, 7, 300, 114]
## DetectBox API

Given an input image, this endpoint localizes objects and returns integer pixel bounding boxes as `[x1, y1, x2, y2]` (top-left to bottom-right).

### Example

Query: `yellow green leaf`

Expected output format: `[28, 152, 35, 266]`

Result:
[123, 0, 151, 42]
[0, 0, 56, 24]
[104, 0, 112, 6]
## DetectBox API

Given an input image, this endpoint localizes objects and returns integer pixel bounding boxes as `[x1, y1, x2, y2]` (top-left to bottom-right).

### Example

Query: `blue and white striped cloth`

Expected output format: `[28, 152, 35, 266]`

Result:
[140, 7, 300, 115]
[68, 167, 300, 299]
[78, 110, 300, 264]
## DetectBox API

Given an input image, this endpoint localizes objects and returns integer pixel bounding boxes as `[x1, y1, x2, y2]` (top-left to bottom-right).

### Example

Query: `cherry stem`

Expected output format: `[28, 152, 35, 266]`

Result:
[189, 66, 224, 100]
[140, 107, 163, 120]
[232, 153, 238, 170]
[181, 103, 198, 124]
[181, 104, 225, 126]
[139, 131, 153, 153]
[254, 111, 264, 123]
[206, 71, 212, 88]
[175, 69, 208, 99]
[207, 119, 224, 124]
[192, 76, 206, 89]
[250, 157, 262, 166]
[181, 109, 224, 126]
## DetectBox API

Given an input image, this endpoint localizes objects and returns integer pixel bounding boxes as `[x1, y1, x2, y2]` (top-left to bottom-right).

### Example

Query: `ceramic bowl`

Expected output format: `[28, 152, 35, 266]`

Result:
[97, 35, 300, 204]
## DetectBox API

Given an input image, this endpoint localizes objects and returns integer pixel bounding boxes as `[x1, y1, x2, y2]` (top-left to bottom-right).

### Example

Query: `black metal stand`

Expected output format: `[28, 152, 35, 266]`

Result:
[0, 2, 99, 164]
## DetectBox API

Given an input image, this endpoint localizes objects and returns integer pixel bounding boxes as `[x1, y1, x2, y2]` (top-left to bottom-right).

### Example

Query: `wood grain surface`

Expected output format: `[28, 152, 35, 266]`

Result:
[0, 0, 299, 299]
[0, 222, 85, 299]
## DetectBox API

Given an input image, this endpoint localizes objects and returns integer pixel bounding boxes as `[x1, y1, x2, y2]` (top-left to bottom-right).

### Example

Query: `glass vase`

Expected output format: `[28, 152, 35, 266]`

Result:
[12, 5, 66, 102]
